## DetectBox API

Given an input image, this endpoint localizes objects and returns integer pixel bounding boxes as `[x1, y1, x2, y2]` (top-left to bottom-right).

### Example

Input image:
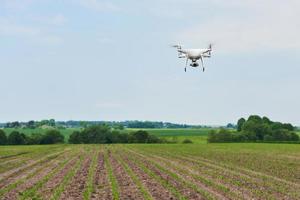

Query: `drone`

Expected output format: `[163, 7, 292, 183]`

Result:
[172, 44, 213, 72]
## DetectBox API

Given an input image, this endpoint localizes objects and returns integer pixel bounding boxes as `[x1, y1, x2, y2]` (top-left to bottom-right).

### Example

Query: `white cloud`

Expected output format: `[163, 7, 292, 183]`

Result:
[0, 19, 40, 36]
[175, 0, 300, 53]
[3, 0, 34, 11]
[78, 0, 120, 12]
[49, 14, 67, 26]
[0, 18, 63, 45]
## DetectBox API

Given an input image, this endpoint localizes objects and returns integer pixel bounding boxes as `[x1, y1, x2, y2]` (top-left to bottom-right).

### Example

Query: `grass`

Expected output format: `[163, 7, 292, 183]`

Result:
[126, 128, 212, 136]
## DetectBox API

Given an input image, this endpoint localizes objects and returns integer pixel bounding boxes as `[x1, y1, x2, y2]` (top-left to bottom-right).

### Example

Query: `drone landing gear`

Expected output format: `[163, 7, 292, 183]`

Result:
[184, 68, 186, 72]
[203, 67, 205, 72]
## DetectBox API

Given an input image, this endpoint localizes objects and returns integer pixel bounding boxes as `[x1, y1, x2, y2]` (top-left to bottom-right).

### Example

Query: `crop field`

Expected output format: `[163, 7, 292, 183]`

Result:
[0, 143, 299, 200]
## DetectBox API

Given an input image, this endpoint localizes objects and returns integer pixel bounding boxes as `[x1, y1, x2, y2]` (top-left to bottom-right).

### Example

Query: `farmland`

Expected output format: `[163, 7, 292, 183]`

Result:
[0, 143, 299, 200]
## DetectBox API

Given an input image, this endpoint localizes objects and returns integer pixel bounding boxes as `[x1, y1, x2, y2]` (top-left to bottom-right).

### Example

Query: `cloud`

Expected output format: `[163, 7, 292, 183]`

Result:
[0, 19, 40, 36]
[49, 14, 67, 26]
[0, 18, 63, 45]
[174, 0, 300, 53]
[3, 0, 34, 11]
[78, 0, 120, 12]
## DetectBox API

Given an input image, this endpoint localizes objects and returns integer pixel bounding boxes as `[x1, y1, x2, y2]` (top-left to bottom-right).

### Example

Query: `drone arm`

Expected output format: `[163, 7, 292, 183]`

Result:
[199, 56, 205, 72]
[185, 57, 188, 72]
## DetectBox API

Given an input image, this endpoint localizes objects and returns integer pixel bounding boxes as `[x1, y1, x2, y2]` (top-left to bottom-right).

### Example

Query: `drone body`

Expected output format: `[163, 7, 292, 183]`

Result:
[173, 44, 212, 72]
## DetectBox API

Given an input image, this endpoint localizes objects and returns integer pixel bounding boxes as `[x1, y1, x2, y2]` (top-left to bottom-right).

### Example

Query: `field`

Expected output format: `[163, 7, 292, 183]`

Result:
[0, 143, 299, 200]
[3, 128, 212, 143]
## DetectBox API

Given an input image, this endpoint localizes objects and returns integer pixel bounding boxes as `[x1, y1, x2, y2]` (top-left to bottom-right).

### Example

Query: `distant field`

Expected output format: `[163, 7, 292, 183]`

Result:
[0, 143, 299, 199]
[3, 128, 212, 143]
[126, 128, 213, 136]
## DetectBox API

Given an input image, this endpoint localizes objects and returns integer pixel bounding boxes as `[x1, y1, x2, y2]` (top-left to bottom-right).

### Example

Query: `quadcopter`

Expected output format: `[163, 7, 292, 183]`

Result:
[172, 44, 213, 72]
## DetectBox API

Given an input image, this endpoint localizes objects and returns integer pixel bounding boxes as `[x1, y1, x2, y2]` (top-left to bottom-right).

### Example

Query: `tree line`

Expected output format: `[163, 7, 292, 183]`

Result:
[0, 125, 164, 145]
[0, 120, 206, 129]
[0, 129, 64, 145]
[208, 115, 299, 143]
[68, 125, 164, 144]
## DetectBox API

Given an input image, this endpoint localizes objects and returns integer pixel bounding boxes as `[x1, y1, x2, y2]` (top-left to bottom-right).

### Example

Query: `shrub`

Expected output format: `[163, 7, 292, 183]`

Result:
[182, 138, 193, 144]
[8, 131, 27, 145]
[0, 130, 7, 145]
[40, 130, 64, 144]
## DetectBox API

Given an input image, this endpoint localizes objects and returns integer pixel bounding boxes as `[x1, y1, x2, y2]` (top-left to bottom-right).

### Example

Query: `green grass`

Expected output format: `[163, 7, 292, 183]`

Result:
[125, 128, 212, 137]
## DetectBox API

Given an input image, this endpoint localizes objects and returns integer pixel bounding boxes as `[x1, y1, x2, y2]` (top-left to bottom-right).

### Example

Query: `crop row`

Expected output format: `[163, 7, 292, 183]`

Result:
[1, 144, 299, 200]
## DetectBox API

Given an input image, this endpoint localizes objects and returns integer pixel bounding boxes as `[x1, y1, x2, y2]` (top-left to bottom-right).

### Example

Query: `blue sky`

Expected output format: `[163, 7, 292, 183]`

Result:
[0, 0, 299, 125]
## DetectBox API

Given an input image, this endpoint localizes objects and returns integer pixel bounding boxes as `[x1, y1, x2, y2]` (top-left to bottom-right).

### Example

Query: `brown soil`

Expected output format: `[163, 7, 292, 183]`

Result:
[109, 151, 144, 200]
[38, 155, 80, 199]
[121, 154, 176, 200]
[91, 152, 112, 200]
[0, 151, 64, 186]
[58, 154, 92, 200]
[130, 153, 204, 200]
[2, 158, 63, 200]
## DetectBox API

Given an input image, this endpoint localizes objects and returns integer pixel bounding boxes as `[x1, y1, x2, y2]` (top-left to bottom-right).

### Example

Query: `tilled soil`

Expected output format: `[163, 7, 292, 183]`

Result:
[109, 152, 144, 200]
[91, 152, 112, 200]
[121, 154, 176, 200]
[58, 153, 92, 200]
[2, 158, 63, 200]
[0, 151, 63, 185]
[126, 152, 204, 200]
[38, 155, 80, 199]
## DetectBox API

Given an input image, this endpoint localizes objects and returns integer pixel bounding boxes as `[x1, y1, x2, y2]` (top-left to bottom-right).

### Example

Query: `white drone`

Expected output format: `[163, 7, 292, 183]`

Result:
[172, 44, 213, 72]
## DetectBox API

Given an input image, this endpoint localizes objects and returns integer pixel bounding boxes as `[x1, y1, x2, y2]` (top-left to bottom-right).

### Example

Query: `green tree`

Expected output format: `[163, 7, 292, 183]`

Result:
[129, 130, 150, 143]
[0, 130, 7, 145]
[40, 130, 64, 144]
[27, 120, 36, 129]
[237, 118, 246, 131]
[8, 131, 26, 145]
[69, 131, 83, 144]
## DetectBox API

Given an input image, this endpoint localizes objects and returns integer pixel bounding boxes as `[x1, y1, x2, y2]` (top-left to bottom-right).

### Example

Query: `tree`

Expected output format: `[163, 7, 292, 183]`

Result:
[11, 121, 20, 128]
[226, 123, 235, 129]
[8, 131, 26, 145]
[27, 120, 36, 129]
[129, 130, 150, 143]
[237, 118, 246, 131]
[69, 131, 83, 144]
[40, 130, 64, 144]
[26, 133, 43, 145]
[0, 130, 7, 145]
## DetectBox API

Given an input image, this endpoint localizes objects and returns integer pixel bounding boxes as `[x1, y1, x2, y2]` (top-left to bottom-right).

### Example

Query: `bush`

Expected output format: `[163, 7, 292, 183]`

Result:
[8, 131, 27, 145]
[208, 115, 299, 143]
[68, 126, 163, 144]
[208, 129, 233, 143]
[40, 130, 64, 144]
[182, 138, 193, 144]
[26, 133, 44, 145]
[0, 130, 7, 145]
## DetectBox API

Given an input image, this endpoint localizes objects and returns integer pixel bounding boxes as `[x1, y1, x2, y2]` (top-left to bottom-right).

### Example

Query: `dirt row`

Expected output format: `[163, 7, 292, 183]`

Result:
[125, 147, 300, 200]
[58, 153, 93, 200]
[91, 152, 112, 200]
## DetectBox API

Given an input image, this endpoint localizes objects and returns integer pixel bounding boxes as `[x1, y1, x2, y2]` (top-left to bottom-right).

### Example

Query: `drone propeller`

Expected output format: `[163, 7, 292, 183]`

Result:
[171, 44, 182, 49]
